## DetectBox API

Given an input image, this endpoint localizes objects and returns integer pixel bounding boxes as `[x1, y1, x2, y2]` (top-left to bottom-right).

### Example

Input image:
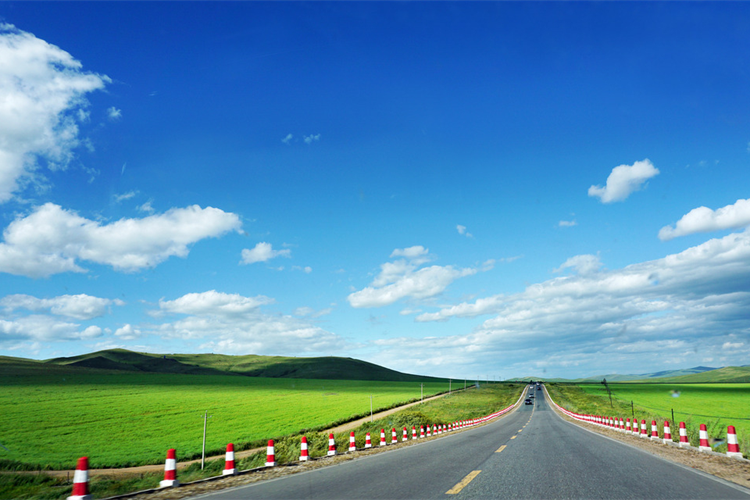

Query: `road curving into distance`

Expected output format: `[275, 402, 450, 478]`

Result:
[192, 385, 750, 500]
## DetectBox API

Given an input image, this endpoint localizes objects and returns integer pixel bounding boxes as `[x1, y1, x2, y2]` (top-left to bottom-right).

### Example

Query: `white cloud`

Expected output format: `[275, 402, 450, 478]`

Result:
[559, 220, 577, 227]
[397, 229, 750, 376]
[0, 293, 124, 320]
[588, 159, 659, 203]
[157, 290, 273, 317]
[240, 242, 291, 265]
[138, 200, 155, 213]
[0, 315, 103, 343]
[107, 106, 122, 120]
[114, 191, 136, 203]
[0, 203, 241, 278]
[0, 24, 110, 203]
[347, 246, 482, 308]
[151, 290, 347, 355]
[304, 134, 320, 144]
[658, 198, 750, 241]
[114, 324, 140, 340]
[281, 134, 293, 144]
[457, 225, 473, 238]
[553, 254, 602, 276]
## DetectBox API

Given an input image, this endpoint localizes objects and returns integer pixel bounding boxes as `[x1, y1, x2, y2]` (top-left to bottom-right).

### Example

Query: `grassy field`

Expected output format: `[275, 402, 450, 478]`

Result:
[0, 382, 523, 500]
[0, 370, 449, 470]
[547, 383, 750, 456]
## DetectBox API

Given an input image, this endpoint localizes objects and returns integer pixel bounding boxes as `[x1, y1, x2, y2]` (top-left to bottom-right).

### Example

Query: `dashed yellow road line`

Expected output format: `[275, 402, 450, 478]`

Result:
[446, 470, 481, 495]
[510, 435, 517, 440]
[495, 445, 507, 453]
[518, 429, 523, 432]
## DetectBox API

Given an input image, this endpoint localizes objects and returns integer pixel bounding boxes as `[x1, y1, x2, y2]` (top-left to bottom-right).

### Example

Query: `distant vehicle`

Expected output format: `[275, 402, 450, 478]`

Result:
[537, 386, 541, 390]
[525, 398, 533, 405]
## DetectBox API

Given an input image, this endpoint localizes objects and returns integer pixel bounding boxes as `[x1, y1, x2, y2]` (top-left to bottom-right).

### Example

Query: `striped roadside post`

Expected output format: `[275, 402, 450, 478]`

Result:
[160, 449, 180, 488]
[67, 457, 92, 500]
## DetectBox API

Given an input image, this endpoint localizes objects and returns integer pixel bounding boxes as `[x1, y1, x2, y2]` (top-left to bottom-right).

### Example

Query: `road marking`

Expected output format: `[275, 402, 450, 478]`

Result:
[510, 435, 517, 440]
[495, 445, 506, 453]
[446, 470, 481, 495]
[518, 429, 523, 432]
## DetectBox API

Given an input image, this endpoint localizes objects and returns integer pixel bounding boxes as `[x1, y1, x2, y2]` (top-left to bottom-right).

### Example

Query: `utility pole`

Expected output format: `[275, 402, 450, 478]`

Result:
[370, 395, 373, 422]
[449, 378, 452, 395]
[200, 410, 213, 470]
[421, 383, 423, 403]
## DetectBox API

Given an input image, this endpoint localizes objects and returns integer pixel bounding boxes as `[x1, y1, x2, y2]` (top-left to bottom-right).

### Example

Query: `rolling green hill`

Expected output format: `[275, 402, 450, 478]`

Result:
[39, 348, 443, 382]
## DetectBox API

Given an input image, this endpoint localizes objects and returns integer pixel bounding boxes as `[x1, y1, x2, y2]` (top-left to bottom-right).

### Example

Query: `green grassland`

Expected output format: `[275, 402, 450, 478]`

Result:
[0, 378, 522, 500]
[547, 382, 750, 457]
[0, 364, 448, 470]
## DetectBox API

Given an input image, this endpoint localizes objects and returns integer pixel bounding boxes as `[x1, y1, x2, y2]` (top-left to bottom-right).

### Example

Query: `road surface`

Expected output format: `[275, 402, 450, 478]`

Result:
[194, 386, 750, 499]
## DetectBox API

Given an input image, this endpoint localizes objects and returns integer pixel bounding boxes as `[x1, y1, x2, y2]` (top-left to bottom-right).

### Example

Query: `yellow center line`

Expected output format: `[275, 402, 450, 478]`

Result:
[518, 429, 523, 432]
[495, 445, 506, 453]
[446, 470, 481, 495]
[510, 435, 517, 440]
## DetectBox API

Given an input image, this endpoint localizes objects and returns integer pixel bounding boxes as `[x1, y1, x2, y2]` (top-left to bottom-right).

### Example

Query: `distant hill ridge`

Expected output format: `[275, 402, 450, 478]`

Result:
[37, 349, 444, 382]
[508, 365, 750, 384]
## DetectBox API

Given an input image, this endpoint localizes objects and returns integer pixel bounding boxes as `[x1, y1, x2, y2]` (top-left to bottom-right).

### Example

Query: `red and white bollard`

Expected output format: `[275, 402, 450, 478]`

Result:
[391, 428, 397, 444]
[727, 426, 743, 458]
[663, 422, 672, 444]
[365, 432, 372, 449]
[620, 418, 625, 431]
[433, 425, 437, 435]
[223, 443, 237, 475]
[633, 420, 640, 436]
[420, 425, 425, 438]
[412, 426, 417, 440]
[650, 421, 660, 441]
[640, 419, 648, 438]
[625, 418, 631, 433]
[699, 424, 711, 452]
[266, 440, 276, 466]
[426, 425, 432, 437]
[679, 422, 690, 448]
[379, 429, 386, 447]
[328, 433, 337, 456]
[300, 436, 310, 461]
[402, 427, 408, 442]
[67, 456, 92, 500]
[160, 448, 179, 488]
[349, 431, 357, 452]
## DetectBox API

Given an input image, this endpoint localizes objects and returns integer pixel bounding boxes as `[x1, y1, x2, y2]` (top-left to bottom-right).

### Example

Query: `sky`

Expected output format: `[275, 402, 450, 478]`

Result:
[0, 2, 749, 380]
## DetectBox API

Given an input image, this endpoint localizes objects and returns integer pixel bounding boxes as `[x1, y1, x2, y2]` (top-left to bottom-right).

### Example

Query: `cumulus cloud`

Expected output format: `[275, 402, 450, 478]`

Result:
[0, 315, 103, 343]
[0, 293, 124, 320]
[240, 242, 291, 265]
[553, 254, 602, 276]
[0, 203, 241, 278]
[559, 220, 577, 227]
[114, 324, 140, 340]
[304, 134, 320, 144]
[658, 198, 750, 241]
[138, 200, 154, 213]
[0, 24, 110, 203]
[281, 134, 293, 144]
[347, 246, 482, 308]
[156, 290, 273, 317]
[397, 228, 750, 377]
[457, 225, 473, 238]
[588, 159, 659, 203]
[150, 290, 347, 355]
[114, 191, 136, 203]
[107, 106, 122, 120]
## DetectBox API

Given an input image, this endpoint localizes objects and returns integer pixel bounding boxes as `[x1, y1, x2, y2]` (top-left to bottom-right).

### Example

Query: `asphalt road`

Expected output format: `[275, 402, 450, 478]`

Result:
[194, 386, 750, 499]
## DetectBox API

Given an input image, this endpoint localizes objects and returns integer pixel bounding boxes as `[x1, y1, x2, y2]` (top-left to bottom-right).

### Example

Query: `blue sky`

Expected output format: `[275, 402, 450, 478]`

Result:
[1, 2, 749, 379]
